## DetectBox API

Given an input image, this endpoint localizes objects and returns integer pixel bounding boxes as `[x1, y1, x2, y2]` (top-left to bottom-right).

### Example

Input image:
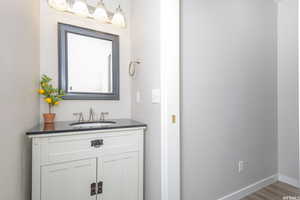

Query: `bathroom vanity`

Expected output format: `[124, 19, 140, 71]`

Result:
[27, 119, 146, 200]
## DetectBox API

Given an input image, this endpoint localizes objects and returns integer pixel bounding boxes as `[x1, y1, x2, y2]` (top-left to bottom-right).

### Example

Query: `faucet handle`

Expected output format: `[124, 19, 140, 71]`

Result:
[100, 112, 109, 121]
[73, 112, 84, 122]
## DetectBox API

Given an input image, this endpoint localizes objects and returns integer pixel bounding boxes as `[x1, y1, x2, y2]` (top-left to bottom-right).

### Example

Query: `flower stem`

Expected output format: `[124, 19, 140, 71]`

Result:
[49, 104, 52, 114]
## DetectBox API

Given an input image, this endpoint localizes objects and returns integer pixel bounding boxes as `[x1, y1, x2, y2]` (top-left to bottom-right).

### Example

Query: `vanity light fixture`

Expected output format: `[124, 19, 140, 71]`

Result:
[48, 0, 68, 11]
[47, 0, 127, 28]
[111, 5, 126, 28]
[93, 0, 109, 23]
[71, 0, 89, 17]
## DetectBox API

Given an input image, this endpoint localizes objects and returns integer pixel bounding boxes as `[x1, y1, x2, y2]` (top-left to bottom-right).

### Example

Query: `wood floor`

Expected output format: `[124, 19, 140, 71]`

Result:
[242, 182, 300, 200]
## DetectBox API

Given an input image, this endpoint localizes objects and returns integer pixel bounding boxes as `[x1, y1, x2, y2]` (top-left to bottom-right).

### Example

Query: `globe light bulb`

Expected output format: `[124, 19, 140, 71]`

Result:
[93, 0, 109, 23]
[48, 0, 68, 11]
[111, 5, 126, 28]
[71, 0, 89, 17]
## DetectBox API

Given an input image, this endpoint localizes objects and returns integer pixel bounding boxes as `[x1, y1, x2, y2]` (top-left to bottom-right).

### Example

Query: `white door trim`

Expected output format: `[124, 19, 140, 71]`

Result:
[298, 0, 300, 188]
[160, 0, 181, 200]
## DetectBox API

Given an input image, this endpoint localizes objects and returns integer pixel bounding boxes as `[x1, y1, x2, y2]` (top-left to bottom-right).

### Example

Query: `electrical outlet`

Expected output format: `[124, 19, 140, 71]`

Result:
[238, 161, 244, 173]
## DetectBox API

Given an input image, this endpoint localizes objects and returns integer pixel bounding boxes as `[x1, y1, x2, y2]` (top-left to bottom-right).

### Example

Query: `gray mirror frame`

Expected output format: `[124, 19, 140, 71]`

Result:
[58, 23, 120, 100]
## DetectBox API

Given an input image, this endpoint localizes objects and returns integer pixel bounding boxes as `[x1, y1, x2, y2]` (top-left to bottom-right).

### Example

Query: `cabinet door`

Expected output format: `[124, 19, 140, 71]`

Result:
[98, 152, 139, 200]
[41, 158, 97, 200]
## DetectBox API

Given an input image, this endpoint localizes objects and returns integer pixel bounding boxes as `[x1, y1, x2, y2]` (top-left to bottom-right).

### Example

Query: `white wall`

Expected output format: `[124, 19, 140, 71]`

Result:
[130, 0, 161, 199]
[0, 0, 40, 200]
[181, 0, 278, 199]
[40, 0, 132, 121]
[278, 0, 299, 181]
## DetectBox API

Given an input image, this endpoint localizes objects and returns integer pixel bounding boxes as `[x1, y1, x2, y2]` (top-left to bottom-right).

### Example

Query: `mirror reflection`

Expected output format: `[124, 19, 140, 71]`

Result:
[67, 33, 113, 93]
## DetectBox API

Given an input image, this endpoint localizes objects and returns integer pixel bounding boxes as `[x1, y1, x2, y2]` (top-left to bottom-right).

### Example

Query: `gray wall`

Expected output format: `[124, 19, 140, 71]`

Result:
[181, 0, 278, 199]
[130, 0, 161, 199]
[278, 0, 299, 181]
[0, 0, 40, 200]
[39, 0, 132, 121]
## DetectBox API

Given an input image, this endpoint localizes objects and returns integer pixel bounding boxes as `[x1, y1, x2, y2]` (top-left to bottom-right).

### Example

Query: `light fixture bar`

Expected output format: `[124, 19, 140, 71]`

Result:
[47, 0, 126, 28]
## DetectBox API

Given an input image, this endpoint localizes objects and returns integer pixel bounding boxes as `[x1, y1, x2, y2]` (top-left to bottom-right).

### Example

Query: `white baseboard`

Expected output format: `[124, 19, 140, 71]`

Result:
[278, 174, 300, 188]
[218, 175, 278, 200]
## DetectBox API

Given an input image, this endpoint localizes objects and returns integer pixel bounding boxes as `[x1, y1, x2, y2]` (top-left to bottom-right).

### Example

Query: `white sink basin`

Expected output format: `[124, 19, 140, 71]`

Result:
[70, 121, 116, 128]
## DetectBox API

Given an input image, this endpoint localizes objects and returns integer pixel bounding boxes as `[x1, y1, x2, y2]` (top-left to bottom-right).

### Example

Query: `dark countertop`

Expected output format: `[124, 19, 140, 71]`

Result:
[26, 119, 147, 136]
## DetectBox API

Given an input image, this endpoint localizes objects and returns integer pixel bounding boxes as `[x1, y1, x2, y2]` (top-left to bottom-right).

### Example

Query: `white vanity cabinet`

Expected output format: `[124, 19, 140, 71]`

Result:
[29, 127, 145, 200]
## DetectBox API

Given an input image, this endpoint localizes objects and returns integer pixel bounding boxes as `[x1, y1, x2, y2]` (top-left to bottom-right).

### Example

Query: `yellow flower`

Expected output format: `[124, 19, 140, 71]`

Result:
[45, 98, 52, 104]
[54, 102, 59, 105]
[38, 89, 45, 94]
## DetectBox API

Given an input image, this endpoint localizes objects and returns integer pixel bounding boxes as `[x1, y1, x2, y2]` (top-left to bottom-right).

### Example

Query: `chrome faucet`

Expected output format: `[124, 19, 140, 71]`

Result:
[73, 109, 109, 123]
[100, 112, 109, 121]
[89, 108, 96, 121]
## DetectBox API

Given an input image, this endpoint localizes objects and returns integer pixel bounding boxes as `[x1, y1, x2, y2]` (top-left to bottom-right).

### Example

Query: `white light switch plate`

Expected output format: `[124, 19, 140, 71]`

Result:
[136, 90, 141, 103]
[152, 89, 161, 104]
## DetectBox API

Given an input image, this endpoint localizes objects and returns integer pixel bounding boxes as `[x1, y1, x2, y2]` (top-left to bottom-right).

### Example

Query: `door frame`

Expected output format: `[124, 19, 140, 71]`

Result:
[298, 0, 300, 188]
[160, 0, 181, 200]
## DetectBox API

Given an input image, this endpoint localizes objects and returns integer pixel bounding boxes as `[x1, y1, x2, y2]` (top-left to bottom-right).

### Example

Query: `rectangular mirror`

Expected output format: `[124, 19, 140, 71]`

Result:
[58, 23, 119, 100]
